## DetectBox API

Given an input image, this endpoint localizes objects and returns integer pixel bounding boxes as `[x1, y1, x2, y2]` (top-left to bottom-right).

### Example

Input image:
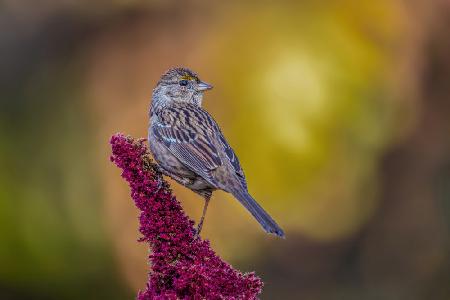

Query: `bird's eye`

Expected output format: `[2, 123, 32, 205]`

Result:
[179, 80, 189, 86]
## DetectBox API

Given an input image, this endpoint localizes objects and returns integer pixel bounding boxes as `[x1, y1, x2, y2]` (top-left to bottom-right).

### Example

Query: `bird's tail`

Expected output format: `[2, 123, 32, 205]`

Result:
[232, 189, 285, 238]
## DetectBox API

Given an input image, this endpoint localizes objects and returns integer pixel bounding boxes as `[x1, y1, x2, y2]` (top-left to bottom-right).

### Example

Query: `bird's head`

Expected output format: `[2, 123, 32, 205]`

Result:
[154, 67, 213, 106]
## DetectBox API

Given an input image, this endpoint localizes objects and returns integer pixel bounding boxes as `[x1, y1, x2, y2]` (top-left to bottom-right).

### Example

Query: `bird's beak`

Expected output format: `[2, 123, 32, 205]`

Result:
[198, 81, 213, 91]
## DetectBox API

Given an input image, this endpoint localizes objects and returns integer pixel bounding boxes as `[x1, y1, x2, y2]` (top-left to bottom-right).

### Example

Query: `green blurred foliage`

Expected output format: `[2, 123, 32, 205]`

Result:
[0, 51, 130, 299]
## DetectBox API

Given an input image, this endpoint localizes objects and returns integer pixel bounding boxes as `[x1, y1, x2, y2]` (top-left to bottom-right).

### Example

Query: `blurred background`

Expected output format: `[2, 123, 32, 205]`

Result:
[1, 0, 449, 299]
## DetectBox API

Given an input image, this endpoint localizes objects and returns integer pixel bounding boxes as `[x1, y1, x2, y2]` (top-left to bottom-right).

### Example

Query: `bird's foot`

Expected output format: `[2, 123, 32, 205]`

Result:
[193, 224, 203, 239]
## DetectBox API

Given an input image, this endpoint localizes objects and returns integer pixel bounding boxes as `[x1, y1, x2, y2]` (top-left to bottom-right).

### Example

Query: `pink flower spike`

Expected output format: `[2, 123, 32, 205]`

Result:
[110, 133, 263, 299]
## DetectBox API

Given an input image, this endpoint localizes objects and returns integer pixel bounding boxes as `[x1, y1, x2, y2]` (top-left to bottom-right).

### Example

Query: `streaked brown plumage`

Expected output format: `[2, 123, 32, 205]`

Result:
[148, 67, 284, 237]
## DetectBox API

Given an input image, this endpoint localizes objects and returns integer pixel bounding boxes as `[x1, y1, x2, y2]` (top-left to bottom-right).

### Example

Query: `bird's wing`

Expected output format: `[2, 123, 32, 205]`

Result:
[215, 129, 247, 189]
[153, 105, 247, 189]
[152, 105, 223, 183]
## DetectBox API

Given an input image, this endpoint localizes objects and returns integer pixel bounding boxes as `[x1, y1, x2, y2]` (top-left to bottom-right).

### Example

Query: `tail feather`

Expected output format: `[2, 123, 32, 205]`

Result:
[232, 190, 285, 238]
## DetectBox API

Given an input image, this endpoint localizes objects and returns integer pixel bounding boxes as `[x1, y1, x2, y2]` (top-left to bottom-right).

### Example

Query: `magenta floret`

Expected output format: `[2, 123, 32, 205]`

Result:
[110, 133, 263, 299]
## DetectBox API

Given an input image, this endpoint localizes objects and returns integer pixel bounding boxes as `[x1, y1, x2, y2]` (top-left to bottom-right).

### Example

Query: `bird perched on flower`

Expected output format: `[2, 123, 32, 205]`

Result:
[148, 67, 284, 237]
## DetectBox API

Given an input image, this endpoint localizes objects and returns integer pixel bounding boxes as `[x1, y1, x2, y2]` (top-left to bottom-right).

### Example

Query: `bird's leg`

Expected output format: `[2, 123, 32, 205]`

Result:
[196, 195, 211, 236]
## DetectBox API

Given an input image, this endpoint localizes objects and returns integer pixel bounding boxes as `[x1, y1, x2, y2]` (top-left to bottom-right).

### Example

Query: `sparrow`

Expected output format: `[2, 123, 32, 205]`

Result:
[148, 67, 284, 237]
